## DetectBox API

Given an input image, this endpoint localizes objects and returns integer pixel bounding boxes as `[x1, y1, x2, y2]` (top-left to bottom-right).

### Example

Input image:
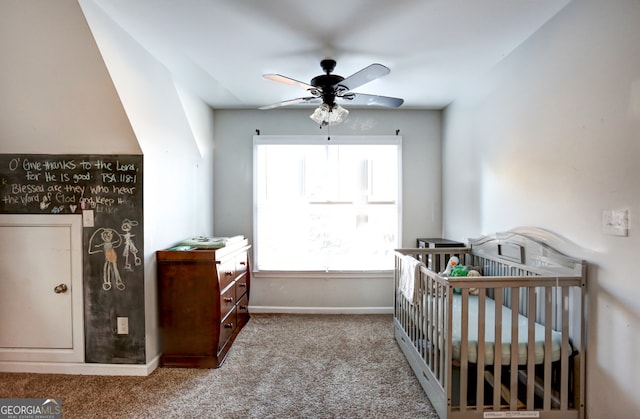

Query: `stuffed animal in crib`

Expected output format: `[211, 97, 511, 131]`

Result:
[440, 255, 482, 295]
[467, 269, 481, 295]
[440, 256, 459, 275]
[450, 264, 469, 277]
[449, 263, 468, 294]
[440, 256, 469, 277]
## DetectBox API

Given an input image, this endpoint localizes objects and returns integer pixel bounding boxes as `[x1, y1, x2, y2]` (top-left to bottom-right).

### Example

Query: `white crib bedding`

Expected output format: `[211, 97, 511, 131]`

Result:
[445, 294, 567, 366]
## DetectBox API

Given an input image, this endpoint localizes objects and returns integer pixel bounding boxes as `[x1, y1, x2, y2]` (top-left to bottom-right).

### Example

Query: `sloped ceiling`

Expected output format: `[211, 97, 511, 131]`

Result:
[0, 0, 139, 153]
[86, 0, 570, 110]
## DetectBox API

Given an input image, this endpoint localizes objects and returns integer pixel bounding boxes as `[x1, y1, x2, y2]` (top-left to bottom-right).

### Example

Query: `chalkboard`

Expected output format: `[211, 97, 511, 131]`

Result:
[0, 154, 145, 364]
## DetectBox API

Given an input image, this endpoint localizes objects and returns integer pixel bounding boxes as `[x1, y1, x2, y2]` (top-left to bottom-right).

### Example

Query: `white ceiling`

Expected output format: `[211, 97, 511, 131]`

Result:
[89, 0, 570, 110]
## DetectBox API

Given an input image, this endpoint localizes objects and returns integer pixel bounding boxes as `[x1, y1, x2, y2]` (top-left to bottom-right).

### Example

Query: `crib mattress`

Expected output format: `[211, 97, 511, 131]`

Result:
[447, 294, 566, 366]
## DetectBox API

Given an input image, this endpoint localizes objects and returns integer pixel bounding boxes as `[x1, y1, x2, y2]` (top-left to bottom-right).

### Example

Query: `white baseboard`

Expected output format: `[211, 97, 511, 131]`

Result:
[249, 306, 393, 314]
[0, 354, 161, 376]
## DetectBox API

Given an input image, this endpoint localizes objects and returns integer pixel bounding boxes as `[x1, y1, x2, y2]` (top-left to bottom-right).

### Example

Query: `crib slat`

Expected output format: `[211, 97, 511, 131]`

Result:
[433, 277, 439, 372]
[432, 276, 438, 375]
[561, 286, 570, 411]
[432, 281, 438, 377]
[510, 287, 519, 409]
[460, 289, 469, 410]
[493, 289, 503, 409]
[476, 289, 486, 413]
[526, 287, 536, 409]
[427, 274, 434, 369]
[423, 286, 428, 362]
[435, 281, 441, 379]
[579, 279, 587, 416]
[419, 272, 425, 361]
[445, 283, 454, 411]
[544, 287, 553, 411]
[443, 283, 449, 385]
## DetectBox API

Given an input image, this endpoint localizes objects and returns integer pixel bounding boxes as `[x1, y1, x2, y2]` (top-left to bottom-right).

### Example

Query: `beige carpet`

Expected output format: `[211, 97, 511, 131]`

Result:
[0, 314, 438, 418]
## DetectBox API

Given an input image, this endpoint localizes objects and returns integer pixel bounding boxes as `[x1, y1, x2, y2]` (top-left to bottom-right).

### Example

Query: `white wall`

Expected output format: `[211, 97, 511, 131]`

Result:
[214, 109, 441, 311]
[79, 0, 216, 363]
[443, 1, 640, 417]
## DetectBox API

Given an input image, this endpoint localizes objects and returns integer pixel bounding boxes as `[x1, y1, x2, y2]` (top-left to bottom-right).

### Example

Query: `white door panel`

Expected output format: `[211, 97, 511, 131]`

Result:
[0, 214, 83, 362]
[0, 225, 73, 348]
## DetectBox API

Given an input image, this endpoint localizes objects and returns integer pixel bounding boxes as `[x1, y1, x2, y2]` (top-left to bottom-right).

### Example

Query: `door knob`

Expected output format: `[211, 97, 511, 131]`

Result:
[54, 283, 68, 294]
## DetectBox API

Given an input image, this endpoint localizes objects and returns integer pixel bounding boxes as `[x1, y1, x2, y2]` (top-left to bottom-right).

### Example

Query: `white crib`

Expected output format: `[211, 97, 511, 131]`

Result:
[394, 230, 586, 419]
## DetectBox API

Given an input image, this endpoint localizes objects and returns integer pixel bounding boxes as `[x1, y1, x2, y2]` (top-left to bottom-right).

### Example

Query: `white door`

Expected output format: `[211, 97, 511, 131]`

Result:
[0, 214, 83, 363]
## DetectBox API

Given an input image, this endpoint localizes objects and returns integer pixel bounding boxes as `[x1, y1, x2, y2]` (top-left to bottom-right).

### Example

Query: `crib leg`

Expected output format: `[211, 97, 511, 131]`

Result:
[572, 353, 581, 409]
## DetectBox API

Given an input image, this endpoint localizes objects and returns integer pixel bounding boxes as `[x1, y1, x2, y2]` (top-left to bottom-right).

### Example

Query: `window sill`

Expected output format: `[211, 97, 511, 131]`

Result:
[252, 270, 393, 280]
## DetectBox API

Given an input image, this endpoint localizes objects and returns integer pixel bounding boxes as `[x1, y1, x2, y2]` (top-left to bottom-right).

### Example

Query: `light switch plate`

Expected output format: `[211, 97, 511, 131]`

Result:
[82, 209, 94, 227]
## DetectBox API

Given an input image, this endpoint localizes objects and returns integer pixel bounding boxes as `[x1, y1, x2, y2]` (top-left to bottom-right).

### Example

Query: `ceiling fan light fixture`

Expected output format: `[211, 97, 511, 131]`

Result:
[309, 103, 349, 126]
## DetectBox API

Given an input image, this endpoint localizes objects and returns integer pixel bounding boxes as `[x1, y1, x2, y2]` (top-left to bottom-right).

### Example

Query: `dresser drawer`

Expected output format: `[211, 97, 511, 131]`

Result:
[235, 253, 248, 277]
[217, 259, 236, 290]
[220, 283, 236, 317]
[235, 274, 248, 300]
[237, 293, 249, 325]
[218, 309, 237, 353]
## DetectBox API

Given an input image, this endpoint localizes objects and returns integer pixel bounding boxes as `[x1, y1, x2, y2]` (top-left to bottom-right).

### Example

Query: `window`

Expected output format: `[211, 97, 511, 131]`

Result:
[254, 135, 401, 271]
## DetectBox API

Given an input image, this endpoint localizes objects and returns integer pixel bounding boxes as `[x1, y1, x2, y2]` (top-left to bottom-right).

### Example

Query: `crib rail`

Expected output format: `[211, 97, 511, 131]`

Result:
[394, 248, 586, 419]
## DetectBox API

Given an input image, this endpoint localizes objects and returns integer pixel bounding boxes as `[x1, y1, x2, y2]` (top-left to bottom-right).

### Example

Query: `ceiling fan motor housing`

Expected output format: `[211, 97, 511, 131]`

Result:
[311, 60, 344, 107]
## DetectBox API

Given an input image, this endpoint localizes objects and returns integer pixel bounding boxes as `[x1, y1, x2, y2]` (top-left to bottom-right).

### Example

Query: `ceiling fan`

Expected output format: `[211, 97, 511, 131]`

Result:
[260, 59, 404, 126]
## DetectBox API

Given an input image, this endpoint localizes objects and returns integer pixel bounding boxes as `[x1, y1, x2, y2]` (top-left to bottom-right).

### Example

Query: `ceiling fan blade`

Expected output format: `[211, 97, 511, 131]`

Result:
[263, 74, 314, 90]
[339, 92, 404, 108]
[337, 64, 390, 91]
[259, 96, 321, 110]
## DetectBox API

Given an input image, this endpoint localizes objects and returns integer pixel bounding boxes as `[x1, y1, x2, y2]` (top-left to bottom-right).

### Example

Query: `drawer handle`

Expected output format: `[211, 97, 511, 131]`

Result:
[238, 282, 247, 288]
[239, 261, 246, 266]
[224, 297, 233, 303]
[224, 322, 234, 329]
[240, 305, 247, 310]
[225, 271, 233, 276]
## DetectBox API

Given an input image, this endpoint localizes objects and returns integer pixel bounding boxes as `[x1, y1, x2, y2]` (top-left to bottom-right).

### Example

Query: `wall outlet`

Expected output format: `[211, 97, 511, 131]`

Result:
[602, 209, 629, 236]
[117, 317, 129, 335]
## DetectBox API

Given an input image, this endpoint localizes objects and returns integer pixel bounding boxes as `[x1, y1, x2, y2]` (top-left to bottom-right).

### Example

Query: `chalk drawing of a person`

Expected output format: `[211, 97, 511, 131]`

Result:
[121, 219, 141, 271]
[88, 228, 125, 291]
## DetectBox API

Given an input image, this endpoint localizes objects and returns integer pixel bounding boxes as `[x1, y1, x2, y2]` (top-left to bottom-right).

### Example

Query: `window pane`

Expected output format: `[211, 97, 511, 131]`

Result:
[254, 136, 400, 271]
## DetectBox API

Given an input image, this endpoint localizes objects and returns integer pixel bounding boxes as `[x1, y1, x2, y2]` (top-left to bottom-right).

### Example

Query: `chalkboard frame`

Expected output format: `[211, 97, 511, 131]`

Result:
[0, 154, 145, 364]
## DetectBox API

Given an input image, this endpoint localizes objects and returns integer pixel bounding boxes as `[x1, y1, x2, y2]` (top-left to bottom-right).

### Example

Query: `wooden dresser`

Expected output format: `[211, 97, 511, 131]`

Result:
[156, 239, 250, 368]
